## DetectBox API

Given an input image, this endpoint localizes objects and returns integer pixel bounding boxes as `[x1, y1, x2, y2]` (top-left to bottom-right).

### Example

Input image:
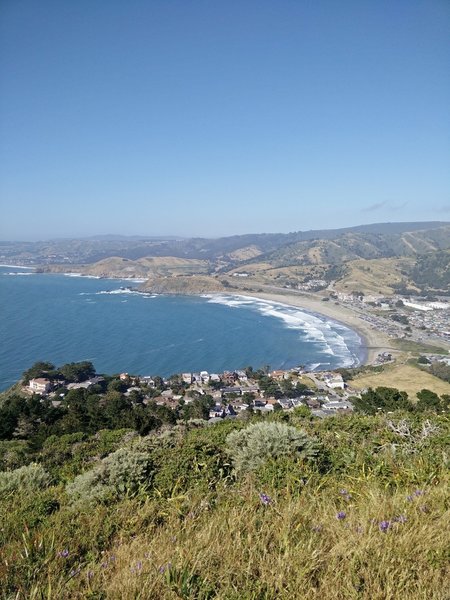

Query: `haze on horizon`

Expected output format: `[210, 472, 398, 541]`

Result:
[1, 1, 449, 242]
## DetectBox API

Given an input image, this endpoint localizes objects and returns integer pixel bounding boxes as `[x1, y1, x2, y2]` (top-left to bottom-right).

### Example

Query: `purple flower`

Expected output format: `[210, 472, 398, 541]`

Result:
[88, 571, 94, 579]
[414, 489, 424, 497]
[406, 495, 413, 502]
[58, 549, 69, 558]
[339, 489, 352, 501]
[70, 568, 80, 577]
[392, 515, 407, 523]
[336, 511, 346, 520]
[312, 525, 322, 533]
[259, 493, 272, 506]
[159, 562, 171, 574]
[379, 520, 390, 533]
[101, 562, 108, 569]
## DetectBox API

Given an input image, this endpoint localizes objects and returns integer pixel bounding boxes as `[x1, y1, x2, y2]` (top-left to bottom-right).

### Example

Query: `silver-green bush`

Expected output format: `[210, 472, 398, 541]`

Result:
[66, 447, 153, 504]
[226, 422, 319, 474]
[0, 463, 51, 496]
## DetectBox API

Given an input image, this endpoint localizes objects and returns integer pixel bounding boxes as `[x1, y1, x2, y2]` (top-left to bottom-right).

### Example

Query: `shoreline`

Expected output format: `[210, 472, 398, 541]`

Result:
[1, 263, 391, 369]
[231, 290, 394, 366]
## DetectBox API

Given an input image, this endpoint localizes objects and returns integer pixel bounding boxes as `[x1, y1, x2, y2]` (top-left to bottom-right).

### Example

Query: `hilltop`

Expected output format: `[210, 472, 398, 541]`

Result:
[0, 359, 449, 599]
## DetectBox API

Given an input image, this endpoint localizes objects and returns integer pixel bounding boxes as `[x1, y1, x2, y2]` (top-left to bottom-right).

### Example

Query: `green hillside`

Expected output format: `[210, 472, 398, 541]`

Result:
[0, 366, 449, 599]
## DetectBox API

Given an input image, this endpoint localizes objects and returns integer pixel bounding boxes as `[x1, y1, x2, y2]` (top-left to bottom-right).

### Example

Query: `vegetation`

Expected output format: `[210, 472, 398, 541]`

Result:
[0, 408, 448, 598]
[0, 362, 449, 598]
[410, 249, 450, 293]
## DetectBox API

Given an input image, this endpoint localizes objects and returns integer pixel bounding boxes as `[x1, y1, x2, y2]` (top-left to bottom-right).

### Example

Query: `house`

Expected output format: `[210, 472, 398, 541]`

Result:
[322, 400, 353, 411]
[182, 373, 193, 384]
[236, 370, 248, 381]
[324, 374, 345, 389]
[200, 371, 210, 383]
[29, 378, 52, 394]
[222, 371, 238, 384]
[221, 386, 242, 397]
[270, 370, 288, 381]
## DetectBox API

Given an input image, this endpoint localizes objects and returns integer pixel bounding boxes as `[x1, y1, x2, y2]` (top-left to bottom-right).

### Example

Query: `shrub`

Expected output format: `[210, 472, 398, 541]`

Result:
[0, 463, 51, 496]
[152, 425, 234, 497]
[66, 447, 153, 504]
[226, 422, 319, 474]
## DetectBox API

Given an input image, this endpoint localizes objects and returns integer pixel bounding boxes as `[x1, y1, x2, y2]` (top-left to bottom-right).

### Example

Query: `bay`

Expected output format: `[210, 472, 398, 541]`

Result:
[0, 266, 364, 390]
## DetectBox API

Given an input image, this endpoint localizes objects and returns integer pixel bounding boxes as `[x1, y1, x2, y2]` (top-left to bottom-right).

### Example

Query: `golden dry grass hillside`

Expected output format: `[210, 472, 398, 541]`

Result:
[335, 257, 416, 295]
[349, 361, 450, 400]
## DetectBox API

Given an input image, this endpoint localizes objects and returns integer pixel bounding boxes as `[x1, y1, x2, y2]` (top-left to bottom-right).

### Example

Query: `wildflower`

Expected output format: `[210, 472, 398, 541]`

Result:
[312, 525, 322, 533]
[87, 571, 94, 579]
[58, 549, 69, 558]
[379, 520, 390, 533]
[101, 562, 108, 569]
[109, 554, 116, 562]
[259, 492, 272, 506]
[392, 515, 407, 523]
[159, 563, 169, 573]
[406, 495, 413, 502]
[414, 489, 424, 497]
[136, 561, 142, 571]
[336, 511, 346, 520]
[70, 568, 80, 577]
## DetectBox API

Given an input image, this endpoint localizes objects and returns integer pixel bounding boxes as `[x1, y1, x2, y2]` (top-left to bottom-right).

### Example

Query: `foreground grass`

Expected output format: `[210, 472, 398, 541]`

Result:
[0, 413, 449, 599]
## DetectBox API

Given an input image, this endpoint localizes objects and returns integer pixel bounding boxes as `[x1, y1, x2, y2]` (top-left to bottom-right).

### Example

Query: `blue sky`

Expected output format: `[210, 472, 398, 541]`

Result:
[1, 0, 449, 240]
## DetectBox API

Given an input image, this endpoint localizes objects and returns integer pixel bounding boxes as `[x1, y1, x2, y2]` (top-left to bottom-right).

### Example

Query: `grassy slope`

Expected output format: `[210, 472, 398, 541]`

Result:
[43, 256, 210, 278]
[335, 257, 416, 295]
[0, 414, 448, 599]
[349, 362, 450, 400]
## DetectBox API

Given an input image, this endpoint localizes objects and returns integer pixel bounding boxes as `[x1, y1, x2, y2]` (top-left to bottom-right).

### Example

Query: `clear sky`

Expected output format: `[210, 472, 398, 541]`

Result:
[1, 0, 449, 240]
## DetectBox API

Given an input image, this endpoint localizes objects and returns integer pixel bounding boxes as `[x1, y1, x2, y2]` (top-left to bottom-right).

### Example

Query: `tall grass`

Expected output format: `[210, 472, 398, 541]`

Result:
[0, 413, 448, 599]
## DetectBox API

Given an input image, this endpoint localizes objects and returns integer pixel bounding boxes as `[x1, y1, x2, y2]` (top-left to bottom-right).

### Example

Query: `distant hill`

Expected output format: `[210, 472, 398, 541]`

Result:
[250, 225, 450, 268]
[2, 221, 448, 266]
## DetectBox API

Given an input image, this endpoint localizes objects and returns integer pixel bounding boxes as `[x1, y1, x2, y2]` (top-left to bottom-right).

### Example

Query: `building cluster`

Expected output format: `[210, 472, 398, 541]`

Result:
[26, 366, 358, 421]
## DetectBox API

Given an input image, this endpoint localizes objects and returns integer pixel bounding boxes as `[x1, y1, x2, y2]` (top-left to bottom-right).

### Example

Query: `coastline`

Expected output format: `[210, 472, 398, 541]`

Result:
[2, 263, 390, 368]
[231, 290, 394, 366]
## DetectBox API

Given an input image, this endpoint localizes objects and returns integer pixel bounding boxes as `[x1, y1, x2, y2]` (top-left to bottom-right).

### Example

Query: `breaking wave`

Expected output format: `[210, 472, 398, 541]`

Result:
[202, 294, 362, 369]
[79, 288, 156, 298]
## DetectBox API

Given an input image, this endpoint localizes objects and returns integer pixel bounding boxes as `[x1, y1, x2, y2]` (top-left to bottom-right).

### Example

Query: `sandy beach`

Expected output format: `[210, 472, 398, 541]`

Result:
[238, 289, 394, 365]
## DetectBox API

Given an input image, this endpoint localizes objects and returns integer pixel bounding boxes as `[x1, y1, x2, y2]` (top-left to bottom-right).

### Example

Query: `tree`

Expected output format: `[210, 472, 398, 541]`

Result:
[59, 361, 95, 383]
[22, 361, 55, 384]
[353, 387, 413, 415]
[416, 389, 441, 412]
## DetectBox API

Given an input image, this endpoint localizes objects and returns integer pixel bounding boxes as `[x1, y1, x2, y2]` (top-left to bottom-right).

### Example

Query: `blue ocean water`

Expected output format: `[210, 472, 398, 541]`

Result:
[0, 266, 364, 390]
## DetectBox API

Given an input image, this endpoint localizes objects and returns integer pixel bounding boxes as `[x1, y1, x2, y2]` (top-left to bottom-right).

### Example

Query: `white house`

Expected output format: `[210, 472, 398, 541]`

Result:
[29, 378, 52, 394]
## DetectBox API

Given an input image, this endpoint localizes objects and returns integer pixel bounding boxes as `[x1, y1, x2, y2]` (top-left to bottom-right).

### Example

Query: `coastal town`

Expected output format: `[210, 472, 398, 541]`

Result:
[24, 345, 450, 423]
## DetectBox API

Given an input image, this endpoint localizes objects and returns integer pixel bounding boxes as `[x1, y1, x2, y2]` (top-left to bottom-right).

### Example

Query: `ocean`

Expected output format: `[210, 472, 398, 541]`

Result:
[0, 266, 364, 390]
